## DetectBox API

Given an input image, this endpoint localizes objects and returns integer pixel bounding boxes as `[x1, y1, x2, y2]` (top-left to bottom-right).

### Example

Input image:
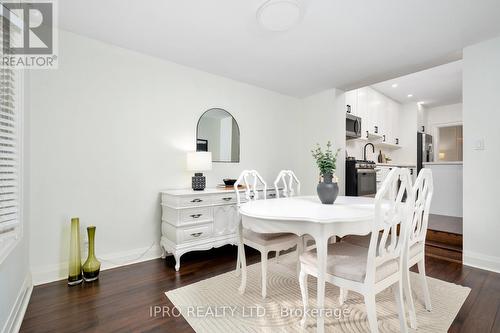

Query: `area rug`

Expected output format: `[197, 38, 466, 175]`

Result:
[165, 254, 470, 332]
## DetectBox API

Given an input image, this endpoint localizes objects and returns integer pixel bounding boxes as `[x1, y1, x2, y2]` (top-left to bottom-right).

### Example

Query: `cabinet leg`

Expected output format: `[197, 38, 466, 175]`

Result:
[160, 246, 167, 259]
[174, 253, 180, 271]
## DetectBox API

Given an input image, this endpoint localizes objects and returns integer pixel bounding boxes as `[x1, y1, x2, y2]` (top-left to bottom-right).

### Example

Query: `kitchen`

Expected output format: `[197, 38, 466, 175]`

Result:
[344, 60, 463, 259]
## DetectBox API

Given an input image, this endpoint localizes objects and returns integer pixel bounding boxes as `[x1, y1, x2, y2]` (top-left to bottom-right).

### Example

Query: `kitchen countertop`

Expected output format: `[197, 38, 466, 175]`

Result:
[423, 161, 463, 166]
[376, 163, 417, 167]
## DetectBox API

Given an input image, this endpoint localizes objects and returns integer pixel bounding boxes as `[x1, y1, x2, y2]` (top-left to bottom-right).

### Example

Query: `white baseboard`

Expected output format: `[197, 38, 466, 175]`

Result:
[464, 250, 500, 274]
[1, 273, 33, 333]
[31, 244, 163, 286]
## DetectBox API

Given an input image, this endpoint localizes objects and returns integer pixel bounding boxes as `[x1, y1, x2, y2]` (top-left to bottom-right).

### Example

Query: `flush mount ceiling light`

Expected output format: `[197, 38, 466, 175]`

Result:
[391, 83, 398, 88]
[257, 0, 303, 32]
[407, 94, 413, 98]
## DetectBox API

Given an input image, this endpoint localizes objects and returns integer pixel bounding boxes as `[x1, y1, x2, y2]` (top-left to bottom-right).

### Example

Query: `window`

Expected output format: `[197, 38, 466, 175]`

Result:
[437, 125, 463, 162]
[0, 13, 23, 263]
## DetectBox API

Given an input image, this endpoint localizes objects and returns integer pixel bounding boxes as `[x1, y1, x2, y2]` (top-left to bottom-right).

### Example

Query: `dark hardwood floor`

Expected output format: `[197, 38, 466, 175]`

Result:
[20, 245, 500, 333]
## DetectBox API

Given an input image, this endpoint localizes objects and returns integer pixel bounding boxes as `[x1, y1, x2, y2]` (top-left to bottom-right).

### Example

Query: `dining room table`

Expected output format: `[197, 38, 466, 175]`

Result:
[237, 195, 380, 333]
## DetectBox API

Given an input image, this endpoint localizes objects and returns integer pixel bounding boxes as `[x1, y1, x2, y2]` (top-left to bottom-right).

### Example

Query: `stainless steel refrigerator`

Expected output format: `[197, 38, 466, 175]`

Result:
[417, 132, 434, 173]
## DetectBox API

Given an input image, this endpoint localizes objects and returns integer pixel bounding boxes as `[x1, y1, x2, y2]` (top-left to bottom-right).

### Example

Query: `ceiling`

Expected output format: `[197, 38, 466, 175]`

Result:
[58, 0, 500, 97]
[371, 60, 462, 108]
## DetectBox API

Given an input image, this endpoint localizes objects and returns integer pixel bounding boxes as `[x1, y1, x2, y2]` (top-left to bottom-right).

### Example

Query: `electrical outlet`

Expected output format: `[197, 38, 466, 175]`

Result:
[473, 138, 485, 150]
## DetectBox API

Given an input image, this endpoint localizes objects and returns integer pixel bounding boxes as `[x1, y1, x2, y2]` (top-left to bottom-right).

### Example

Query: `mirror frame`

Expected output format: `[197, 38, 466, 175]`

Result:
[196, 108, 240, 163]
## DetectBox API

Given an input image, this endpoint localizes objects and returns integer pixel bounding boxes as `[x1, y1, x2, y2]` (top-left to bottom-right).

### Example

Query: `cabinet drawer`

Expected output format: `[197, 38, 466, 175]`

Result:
[180, 224, 212, 243]
[266, 190, 282, 199]
[179, 195, 211, 207]
[212, 193, 237, 205]
[180, 207, 211, 224]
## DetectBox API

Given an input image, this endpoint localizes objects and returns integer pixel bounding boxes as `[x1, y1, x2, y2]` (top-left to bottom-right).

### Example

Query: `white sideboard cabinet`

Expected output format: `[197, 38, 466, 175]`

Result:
[160, 187, 280, 271]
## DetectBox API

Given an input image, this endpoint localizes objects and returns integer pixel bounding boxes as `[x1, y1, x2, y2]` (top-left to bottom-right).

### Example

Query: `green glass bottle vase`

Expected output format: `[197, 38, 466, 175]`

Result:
[68, 217, 83, 285]
[82, 226, 101, 282]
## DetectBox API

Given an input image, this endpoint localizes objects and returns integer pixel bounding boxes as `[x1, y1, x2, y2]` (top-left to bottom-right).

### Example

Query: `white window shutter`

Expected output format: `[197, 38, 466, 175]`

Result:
[0, 15, 21, 239]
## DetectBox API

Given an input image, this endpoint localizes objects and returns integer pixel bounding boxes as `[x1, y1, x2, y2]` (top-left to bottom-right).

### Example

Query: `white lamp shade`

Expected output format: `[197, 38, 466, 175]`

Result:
[187, 152, 212, 171]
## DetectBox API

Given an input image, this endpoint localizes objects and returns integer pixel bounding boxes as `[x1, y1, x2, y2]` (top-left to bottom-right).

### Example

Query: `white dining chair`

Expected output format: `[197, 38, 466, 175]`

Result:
[401, 168, 434, 327]
[234, 170, 300, 298]
[341, 168, 434, 329]
[299, 168, 414, 333]
[273, 170, 304, 262]
[274, 170, 301, 198]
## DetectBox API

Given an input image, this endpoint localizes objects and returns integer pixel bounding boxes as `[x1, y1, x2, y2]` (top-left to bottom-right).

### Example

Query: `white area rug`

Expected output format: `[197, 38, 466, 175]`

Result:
[165, 254, 470, 332]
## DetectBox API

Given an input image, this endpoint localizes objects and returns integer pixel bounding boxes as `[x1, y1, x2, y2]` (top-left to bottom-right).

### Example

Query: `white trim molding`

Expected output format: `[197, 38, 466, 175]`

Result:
[464, 250, 500, 274]
[1, 273, 32, 333]
[31, 244, 163, 286]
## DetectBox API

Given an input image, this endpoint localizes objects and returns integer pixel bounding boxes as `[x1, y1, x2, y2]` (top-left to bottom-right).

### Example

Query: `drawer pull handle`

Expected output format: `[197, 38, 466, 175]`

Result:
[190, 232, 203, 238]
[190, 214, 202, 219]
[268, 193, 276, 198]
[190, 199, 203, 203]
[222, 197, 232, 201]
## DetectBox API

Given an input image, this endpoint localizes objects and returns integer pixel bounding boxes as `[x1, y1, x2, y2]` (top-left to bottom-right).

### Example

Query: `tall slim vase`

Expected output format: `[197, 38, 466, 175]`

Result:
[82, 226, 101, 282]
[68, 218, 83, 285]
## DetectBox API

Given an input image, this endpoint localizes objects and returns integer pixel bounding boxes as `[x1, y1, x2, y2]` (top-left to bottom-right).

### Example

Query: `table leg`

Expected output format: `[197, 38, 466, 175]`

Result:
[315, 234, 328, 333]
[237, 223, 247, 294]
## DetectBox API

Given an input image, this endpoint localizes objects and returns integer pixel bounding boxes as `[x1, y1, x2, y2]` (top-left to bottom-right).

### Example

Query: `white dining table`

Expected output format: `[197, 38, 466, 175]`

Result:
[238, 195, 378, 333]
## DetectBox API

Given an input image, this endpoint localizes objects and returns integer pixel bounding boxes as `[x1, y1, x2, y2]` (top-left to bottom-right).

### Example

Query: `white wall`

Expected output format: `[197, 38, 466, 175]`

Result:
[298, 89, 346, 195]
[425, 103, 463, 161]
[29, 31, 303, 284]
[463, 36, 500, 273]
[425, 103, 463, 130]
[424, 164, 463, 217]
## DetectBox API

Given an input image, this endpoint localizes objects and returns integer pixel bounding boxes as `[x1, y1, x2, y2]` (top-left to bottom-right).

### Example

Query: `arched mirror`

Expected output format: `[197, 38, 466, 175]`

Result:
[196, 108, 240, 163]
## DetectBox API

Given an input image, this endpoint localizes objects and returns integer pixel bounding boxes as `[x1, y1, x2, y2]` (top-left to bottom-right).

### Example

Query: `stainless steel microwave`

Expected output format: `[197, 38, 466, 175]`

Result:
[346, 113, 362, 139]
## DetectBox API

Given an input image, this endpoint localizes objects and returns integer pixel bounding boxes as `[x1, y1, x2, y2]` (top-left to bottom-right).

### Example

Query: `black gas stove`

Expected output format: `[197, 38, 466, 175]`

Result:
[345, 159, 377, 196]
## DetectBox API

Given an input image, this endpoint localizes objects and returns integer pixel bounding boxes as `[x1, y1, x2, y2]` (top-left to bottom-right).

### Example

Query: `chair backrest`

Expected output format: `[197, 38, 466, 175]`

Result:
[408, 168, 433, 247]
[365, 168, 414, 283]
[273, 170, 300, 198]
[234, 170, 267, 206]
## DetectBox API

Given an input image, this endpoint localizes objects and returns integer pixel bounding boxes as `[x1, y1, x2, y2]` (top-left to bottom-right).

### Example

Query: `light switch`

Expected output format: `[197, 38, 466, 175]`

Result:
[473, 138, 485, 150]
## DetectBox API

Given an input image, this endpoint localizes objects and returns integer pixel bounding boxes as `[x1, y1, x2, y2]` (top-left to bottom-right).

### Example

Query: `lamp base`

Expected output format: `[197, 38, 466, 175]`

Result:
[192, 173, 206, 191]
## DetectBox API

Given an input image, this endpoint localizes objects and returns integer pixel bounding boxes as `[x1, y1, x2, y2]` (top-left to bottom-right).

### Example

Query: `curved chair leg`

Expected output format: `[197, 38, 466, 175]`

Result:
[261, 251, 268, 298]
[235, 248, 241, 276]
[393, 281, 409, 333]
[299, 269, 308, 326]
[238, 243, 247, 294]
[403, 268, 417, 328]
[296, 240, 304, 277]
[364, 293, 379, 333]
[339, 288, 348, 305]
[417, 259, 432, 311]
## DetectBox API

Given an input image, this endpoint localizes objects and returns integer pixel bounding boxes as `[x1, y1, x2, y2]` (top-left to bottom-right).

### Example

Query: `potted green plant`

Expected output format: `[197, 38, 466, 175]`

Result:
[311, 141, 340, 204]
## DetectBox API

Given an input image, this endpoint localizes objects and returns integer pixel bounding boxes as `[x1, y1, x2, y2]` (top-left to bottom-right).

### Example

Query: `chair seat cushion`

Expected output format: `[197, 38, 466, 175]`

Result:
[342, 234, 422, 259]
[300, 242, 398, 283]
[243, 230, 298, 247]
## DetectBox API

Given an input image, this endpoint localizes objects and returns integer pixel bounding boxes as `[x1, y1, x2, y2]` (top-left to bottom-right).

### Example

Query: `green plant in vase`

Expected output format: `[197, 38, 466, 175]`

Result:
[82, 226, 101, 282]
[311, 141, 340, 204]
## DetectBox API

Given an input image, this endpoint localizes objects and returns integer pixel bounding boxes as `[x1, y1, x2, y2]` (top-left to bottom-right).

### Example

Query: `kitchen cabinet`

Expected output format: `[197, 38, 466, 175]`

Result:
[359, 87, 380, 136]
[345, 90, 358, 115]
[387, 99, 400, 145]
[348, 87, 402, 147]
[417, 104, 427, 133]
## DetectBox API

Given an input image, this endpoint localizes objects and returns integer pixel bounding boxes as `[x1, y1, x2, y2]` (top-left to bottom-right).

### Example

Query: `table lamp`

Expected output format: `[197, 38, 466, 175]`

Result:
[187, 152, 212, 190]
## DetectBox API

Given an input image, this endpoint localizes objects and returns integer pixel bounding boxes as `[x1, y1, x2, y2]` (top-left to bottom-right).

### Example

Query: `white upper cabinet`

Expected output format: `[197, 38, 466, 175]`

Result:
[348, 87, 402, 146]
[345, 90, 358, 116]
[387, 99, 400, 145]
[356, 88, 369, 136]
